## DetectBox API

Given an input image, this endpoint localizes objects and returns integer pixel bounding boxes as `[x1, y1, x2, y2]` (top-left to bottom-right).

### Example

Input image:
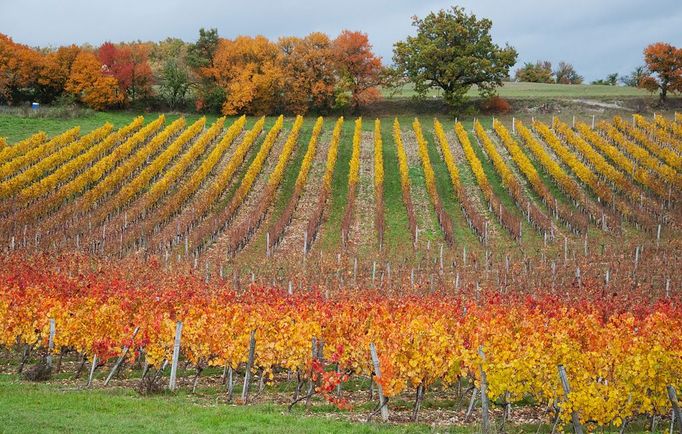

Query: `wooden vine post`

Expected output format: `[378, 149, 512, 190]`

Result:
[558, 364, 584, 434]
[242, 329, 257, 403]
[46, 318, 56, 368]
[478, 346, 490, 433]
[369, 342, 389, 421]
[104, 326, 139, 386]
[87, 354, 98, 387]
[668, 385, 682, 434]
[168, 321, 183, 391]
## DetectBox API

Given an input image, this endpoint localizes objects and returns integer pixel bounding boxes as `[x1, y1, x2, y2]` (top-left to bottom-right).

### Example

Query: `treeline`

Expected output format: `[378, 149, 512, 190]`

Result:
[3, 6, 677, 113]
[0, 29, 384, 114]
[514, 60, 584, 84]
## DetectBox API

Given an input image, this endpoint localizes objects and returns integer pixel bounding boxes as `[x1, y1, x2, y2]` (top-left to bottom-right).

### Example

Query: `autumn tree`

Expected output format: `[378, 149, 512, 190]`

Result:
[36, 45, 81, 102]
[278, 33, 337, 114]
[0, 33, 41, 104]
[515, 61, 553, 83]
[98, 42, 154, 104]
[211, 35, 283, 115]
[65, 51, 123, 110]
[149, 38, 192, 110]
[640, 42, 682, 101]
[393, 7, 517, 108]
[554, 61, 583, 84]
[333, 30, 384, 109]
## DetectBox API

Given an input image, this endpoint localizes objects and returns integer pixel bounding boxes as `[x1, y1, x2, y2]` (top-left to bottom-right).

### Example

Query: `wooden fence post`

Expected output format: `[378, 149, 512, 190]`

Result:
[87, 354, 98, 387]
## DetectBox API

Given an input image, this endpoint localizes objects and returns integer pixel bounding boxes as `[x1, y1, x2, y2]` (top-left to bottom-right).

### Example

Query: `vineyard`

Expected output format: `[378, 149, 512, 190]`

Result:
[1, 112, 681, 432]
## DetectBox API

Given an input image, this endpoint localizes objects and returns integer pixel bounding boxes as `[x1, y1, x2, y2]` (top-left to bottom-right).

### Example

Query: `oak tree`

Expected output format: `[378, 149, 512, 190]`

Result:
[393, 7, 517, 108]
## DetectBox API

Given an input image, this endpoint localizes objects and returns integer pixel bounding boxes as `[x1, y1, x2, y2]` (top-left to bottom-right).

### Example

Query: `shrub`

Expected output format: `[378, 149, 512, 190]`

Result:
[481, 96, 511, 113]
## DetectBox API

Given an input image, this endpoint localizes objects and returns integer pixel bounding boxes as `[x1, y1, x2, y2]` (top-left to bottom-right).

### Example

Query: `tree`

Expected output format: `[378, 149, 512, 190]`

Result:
[159, 59, 191, 110]
[592, 73, 618, 86]
[187, 28, 219, 70]
[36, 45, 80, 102]
[0, 33, 41, 104]
[554, 61, 583, 84]
[97, 42, 154, 104]
[65, 51, 123, 110]
[333, 30, 384, 109]
[393, 7, 517, 108]
[278, 33, 337, 114]
[639, 42, 682, 101]
[515, 61, 553, 83]
[620, 66, 647, 87]
[211, 36, 284, 115]
[187, 28, 224, 112]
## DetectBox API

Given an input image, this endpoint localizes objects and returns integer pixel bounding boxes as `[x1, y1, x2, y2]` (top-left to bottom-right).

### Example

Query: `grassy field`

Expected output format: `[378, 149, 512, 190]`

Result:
[0, 375, 432, 434]
[384, 81, 653, 98]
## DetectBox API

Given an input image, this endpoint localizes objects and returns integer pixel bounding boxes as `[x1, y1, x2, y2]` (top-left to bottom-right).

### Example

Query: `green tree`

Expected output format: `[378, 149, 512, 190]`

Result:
[620, 66, 647, 87]
[392, 6, 517, 108]
[187, 28, 224, 112]
[592, 73, 618, 86]
[160, 59, 191, 110]
[187, 28, 219, 70]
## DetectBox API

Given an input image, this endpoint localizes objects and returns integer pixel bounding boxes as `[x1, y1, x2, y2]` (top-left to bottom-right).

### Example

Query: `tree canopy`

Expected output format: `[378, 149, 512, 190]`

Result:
[392, 6, 517, 108]
[640, 42, 682, 101]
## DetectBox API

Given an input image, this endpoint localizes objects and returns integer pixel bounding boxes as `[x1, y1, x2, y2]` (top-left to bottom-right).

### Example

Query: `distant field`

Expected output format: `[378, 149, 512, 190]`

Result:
[384, 81, 652, 98]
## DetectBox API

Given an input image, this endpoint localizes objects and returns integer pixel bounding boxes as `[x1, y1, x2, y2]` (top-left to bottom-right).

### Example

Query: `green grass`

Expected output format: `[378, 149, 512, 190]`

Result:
[383, 81, 652, 99]
[0, 375, 430, 434]
[423, 120, 481, 249]
[380, 119, 412, 254]
[318, 118, 354, 251]
[0, 111, 220, 144]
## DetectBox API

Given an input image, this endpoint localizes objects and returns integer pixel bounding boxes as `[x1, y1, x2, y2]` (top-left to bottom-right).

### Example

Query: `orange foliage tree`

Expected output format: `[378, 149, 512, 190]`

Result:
[640, 42, 682, 101]
[210, 36, 284, 115]
[65, 51, 123, 110]
[278, 33, 337, 114]
[333, 30, 384, 109]
[37, 45, 81, 102]
[0, 33, 42, 104]
[98, 42, 154, 104]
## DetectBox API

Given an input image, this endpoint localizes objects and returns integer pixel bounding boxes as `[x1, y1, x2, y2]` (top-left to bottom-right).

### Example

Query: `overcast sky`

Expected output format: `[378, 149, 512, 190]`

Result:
[1, 0, 680, 81]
